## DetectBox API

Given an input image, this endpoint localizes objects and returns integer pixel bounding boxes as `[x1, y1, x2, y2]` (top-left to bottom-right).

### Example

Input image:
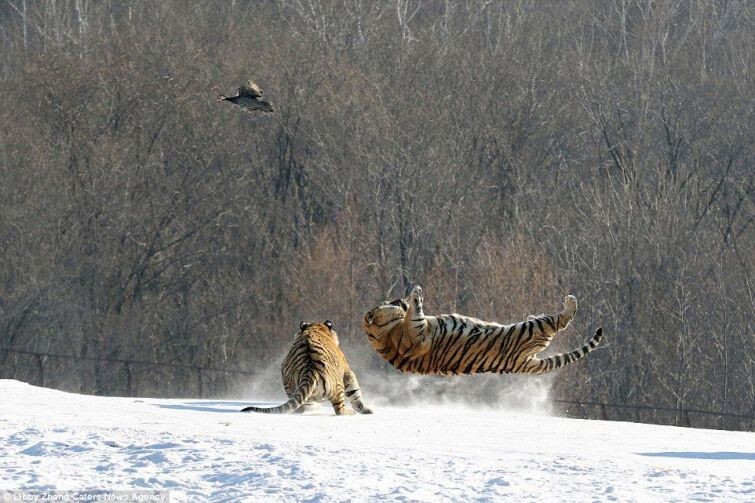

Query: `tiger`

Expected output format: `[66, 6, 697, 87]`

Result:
[241, 320, 373, 415]
[363, 285, 602, 375]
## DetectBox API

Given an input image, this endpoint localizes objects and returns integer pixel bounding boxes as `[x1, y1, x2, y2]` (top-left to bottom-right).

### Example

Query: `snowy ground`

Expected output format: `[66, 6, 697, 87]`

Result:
[0, 380, 753, 502]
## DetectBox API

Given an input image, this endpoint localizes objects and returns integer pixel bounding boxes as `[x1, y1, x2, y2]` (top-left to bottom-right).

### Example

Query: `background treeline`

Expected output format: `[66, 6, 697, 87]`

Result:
[0, 0, 752, 430]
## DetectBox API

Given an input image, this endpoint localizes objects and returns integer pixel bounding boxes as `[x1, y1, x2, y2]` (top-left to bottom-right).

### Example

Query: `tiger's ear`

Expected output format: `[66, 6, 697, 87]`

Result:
[300, 321, 309, 331]
[324, 320, 333, 330]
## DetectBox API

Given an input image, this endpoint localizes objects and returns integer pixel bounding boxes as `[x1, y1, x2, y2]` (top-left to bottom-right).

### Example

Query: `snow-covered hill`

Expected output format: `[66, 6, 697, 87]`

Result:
[0, 380, 752, 502]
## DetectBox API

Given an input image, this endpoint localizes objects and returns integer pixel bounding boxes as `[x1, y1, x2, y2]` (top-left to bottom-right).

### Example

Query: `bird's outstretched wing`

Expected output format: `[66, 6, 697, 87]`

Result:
[239, 80, 263, 98]
[240, 99, 274, 115]
[256, 99, 274, 114]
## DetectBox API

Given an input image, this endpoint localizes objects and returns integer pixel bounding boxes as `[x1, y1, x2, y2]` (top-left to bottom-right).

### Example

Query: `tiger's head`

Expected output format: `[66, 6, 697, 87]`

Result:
[300, 320, 339, 346]
[363, 297, 408, 341]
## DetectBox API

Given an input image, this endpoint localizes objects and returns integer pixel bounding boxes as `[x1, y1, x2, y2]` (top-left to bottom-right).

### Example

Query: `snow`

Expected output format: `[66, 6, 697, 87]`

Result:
[0, 379, 753, 502]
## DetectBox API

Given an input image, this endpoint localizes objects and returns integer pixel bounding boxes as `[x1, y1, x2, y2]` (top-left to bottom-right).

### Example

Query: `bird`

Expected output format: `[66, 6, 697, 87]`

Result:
[217, 80, 274, 114]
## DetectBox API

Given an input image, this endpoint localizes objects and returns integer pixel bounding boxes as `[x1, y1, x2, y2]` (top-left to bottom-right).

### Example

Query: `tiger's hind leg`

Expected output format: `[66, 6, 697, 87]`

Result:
[521, 295, 579, 358]
[558, 295, 578, 330]
[343, 370, 373, 414]
[538, 295, 578, 336]
[329, 383, 355, 416]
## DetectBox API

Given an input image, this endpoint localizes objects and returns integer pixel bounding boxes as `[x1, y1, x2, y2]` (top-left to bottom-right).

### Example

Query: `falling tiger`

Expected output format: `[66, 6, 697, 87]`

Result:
[363, 285, 603, 375]
[241, 320, 373, 415]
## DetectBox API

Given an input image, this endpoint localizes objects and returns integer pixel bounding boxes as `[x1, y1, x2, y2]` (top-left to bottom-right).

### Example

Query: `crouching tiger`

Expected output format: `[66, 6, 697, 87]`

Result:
[363, 285, 603, 376]
[241, 320, 373, 415]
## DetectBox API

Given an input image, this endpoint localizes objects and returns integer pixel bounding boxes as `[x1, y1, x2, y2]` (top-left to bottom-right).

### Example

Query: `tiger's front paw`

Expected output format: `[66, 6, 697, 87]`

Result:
[410, 285, 423, 306]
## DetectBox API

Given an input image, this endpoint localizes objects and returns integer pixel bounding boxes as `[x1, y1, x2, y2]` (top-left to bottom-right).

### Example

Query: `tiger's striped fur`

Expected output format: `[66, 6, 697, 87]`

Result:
[241, 320, 372, 415]
[363, 286, 602, 375]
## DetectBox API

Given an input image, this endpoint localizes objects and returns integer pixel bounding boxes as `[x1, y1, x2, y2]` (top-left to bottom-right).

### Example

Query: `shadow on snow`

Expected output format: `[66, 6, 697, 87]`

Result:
[156, 401, 272, 414]
[638, 451, 755, 461]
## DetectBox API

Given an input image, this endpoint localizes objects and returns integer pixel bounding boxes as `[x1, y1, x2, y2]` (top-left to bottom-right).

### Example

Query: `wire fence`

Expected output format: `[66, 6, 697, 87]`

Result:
[550, 398, 754, 430]
[1, 346, 752, 431]
[0, 346, 256, 399]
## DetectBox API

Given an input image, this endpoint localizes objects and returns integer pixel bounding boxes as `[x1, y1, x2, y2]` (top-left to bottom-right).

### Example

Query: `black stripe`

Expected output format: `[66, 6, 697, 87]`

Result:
[476, 329, 504, 370]
[534, 318, 544, 334]
[499, 324, 527, 371]
[447, 330, 483, 374]
[545, 316, 556, 331]
[490, 325, 517, 371]
[433, 318, 460, 368]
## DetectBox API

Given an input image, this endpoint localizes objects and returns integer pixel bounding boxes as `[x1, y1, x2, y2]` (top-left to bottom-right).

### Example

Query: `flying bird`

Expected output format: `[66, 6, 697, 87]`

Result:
[217, 80, 274, 114]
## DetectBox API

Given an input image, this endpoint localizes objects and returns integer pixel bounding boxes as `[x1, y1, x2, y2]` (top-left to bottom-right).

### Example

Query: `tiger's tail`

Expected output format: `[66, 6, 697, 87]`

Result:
[240, 372, 318, 414]
[524, 328, 604, 374]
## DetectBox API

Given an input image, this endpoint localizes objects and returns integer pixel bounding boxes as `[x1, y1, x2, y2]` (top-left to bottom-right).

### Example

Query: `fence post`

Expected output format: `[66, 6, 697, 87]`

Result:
[197, 368, 203, 399]
[36, 354, 44, 387]
[124, 361, 132, 397]
[600, 403, 608, 420]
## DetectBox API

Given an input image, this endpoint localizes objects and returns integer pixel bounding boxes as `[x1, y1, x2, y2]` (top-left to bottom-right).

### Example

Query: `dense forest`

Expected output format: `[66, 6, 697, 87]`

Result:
[0, 0, 752, 430]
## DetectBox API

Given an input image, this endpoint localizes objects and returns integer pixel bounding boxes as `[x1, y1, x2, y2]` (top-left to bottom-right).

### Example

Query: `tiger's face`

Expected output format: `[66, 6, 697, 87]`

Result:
[363, 298, 408, 339]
